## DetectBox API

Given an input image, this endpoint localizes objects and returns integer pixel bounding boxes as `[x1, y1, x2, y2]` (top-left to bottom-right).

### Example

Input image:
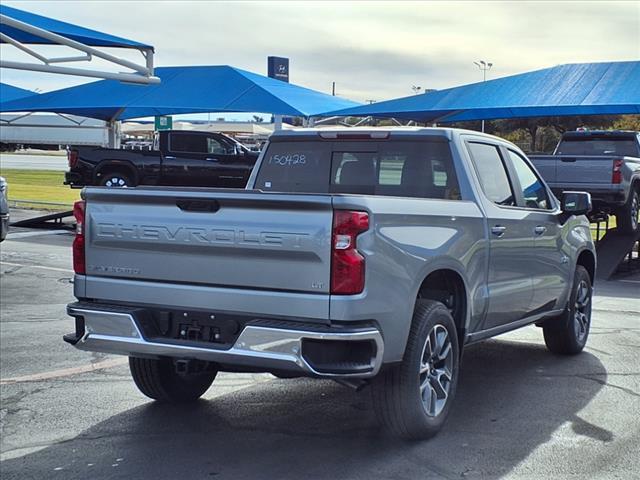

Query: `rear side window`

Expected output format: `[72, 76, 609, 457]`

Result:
[256, 141, 332, 192]
[256, 140, 461, 200]
[170, 133, 207, 153]
[556, 137, 639, 157]
[467, 142, 515, 206]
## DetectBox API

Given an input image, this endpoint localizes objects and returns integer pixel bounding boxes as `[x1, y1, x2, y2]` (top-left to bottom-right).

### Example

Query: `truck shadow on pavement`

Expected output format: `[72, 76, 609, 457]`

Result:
[2, 339, 608, 480]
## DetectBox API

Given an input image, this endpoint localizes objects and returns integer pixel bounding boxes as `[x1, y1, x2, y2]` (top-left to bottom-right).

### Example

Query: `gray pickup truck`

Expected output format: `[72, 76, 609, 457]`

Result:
[64, 127, 596, 439]
[530, 130, 640, 233]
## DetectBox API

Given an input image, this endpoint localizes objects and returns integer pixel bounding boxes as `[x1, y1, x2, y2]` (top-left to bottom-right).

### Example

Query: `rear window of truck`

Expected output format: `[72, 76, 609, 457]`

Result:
[556, 137, 640, 157]
[255, 140, 461, 200]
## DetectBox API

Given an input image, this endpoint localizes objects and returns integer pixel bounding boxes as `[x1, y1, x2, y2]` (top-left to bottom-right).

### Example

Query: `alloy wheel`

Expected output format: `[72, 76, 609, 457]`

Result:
[104, 176, 128, 187]
[631, 191, 639, 231]
[574, 280, 591, 343]
[419, 324, 454, 417]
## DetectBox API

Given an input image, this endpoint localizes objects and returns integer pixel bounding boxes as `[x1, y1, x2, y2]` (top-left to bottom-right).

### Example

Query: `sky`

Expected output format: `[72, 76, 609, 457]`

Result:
[1, 0, 639, 120]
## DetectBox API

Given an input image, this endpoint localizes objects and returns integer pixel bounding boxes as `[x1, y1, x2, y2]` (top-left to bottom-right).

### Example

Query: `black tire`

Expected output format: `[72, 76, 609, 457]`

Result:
[371, 299, 460, 440]
[543, 266, 592, 355]
[129, 357, 216, 403]
[99, 171, 133, 188]
[616, 186, 639, 234]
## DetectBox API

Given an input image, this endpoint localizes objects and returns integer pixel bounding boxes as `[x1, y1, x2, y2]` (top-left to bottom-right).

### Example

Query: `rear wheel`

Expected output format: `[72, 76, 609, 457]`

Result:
[129, 357, 216, 403]
[542, 265, 592, 355]
[371, 300, 459, 440]
[100, 171, 133, 188]
[616, 186, 639, 234]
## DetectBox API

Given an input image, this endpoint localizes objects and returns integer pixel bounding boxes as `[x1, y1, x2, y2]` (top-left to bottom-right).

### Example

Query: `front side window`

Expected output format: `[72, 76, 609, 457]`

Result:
[467, 142, 515, 206]
[207, 137, 231, 155]
[508, 150, 552, 210]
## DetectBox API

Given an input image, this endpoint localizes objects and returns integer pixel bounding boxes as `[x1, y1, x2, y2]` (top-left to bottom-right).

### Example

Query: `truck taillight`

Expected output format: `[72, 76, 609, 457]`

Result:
[331, 210, 369, 295]
[612, 159, 623, 184]
[68, 150, 78, 168]
[73, 200, 86, 275]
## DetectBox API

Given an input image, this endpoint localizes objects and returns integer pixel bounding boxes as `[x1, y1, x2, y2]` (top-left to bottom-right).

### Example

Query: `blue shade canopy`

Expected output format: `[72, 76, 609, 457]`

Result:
[0, 65, 360, 120]
[0, 82, 37, 102]
[326, 62, 640, 122]
[0, 4, 153, 50]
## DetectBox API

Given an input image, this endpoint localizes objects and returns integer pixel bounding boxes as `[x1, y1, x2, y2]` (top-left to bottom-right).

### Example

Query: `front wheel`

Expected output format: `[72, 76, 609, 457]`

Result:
[129, 357, 217, 403]
[542, 265, 592, 355]
[371, 300, 459, 440]
[616, 187, 639, 234]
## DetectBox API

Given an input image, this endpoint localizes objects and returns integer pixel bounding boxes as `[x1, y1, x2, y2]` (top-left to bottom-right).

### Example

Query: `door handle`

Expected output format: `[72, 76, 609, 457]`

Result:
[206, 157, 219, 162]
[560, 157, 576, 162]
[164, 156, 176, 160]
[534, 225, 547, 235]
[491, 225, 507, 237]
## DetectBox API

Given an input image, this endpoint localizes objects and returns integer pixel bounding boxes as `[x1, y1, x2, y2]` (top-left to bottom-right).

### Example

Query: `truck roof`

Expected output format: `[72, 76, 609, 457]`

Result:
[269, 126, 503, 142]
[562, 130, 638, 138]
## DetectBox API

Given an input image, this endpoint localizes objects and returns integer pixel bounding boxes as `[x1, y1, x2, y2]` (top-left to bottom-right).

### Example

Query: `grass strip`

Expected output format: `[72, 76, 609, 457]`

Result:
[0, 169, 80, 210]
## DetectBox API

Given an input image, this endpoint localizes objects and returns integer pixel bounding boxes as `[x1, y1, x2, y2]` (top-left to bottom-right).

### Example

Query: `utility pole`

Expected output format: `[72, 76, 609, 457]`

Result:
[332, 81, 336, 96]
[474, 60, 493, 132]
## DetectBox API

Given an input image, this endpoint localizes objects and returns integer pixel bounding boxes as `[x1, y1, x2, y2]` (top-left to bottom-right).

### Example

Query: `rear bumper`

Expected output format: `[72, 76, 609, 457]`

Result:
[64, 171, 88, 187]
[65, 302, 384, 378]
[549, 184, 626, 207]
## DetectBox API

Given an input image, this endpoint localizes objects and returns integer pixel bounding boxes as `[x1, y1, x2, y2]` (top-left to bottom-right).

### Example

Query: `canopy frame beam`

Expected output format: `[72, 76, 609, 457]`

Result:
[0, 13, 159, 85]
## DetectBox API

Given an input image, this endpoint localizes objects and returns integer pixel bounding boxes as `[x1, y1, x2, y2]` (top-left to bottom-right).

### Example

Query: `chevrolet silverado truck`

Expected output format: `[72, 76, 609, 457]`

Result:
[65, 130, 259, 189]
[530, 130, 640, 233]
[64, 127, 596, 439]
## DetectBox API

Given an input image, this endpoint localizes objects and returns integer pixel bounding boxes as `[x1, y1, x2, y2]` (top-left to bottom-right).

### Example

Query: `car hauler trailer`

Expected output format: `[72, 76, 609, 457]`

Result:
[0, 113, 109, 151]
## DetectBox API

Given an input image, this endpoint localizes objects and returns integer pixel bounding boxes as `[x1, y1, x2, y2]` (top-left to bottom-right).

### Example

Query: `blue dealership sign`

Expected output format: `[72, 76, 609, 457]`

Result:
[268, 56, 289, 83]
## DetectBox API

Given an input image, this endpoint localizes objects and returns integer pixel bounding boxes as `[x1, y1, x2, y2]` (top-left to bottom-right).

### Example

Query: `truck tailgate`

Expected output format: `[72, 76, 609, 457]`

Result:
[83, 187, 333, 293]
[529, 155, 557, 183]
[555, 155, 615, 184]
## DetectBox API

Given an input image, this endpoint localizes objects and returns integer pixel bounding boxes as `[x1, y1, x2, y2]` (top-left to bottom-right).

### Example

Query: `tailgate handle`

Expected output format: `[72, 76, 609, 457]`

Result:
[176, 199, 220, 213]
[560, 157, 577, 162]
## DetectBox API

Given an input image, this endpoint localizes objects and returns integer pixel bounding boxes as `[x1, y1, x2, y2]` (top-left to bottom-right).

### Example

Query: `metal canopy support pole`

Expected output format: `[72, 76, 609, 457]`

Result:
[274, 114, 282, 131]
[106, 120, 121, 148]
[0, 14, 160, 84]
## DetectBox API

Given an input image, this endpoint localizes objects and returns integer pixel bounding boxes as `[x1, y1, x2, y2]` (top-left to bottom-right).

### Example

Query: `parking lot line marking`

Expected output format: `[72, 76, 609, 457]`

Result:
[0, 357, 128, 385]
[6, 230, 71, 239]
[618, 279, 640, 284]
[0, 261, 73, 274]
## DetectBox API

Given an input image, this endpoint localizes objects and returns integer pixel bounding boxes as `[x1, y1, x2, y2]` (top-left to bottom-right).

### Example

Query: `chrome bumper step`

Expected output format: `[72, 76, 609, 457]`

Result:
[66, 303, 384, 378]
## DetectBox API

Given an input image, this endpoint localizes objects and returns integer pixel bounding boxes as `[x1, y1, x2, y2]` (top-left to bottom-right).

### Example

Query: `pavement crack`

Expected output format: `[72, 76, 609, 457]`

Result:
[576, 374, 640, 398]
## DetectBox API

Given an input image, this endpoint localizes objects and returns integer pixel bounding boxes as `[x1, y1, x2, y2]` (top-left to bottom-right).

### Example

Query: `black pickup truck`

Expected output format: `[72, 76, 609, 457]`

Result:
[65, 130, 259, 188]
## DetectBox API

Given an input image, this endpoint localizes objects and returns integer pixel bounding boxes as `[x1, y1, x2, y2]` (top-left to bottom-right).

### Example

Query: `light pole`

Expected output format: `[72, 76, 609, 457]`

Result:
[474, 60, 493, 132]
[412, 85, 422, 95]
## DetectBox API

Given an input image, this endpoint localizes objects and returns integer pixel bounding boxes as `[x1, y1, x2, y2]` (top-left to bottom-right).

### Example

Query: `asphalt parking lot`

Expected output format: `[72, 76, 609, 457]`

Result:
[1, 211, 639, 480]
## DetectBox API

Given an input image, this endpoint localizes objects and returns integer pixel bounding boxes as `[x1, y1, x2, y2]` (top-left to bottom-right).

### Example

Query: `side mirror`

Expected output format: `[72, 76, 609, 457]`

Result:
[561, 191, 592, 216]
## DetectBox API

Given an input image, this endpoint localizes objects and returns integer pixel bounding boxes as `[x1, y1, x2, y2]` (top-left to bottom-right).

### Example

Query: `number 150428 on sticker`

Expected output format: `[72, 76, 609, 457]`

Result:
[268, 154, 307, 166]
